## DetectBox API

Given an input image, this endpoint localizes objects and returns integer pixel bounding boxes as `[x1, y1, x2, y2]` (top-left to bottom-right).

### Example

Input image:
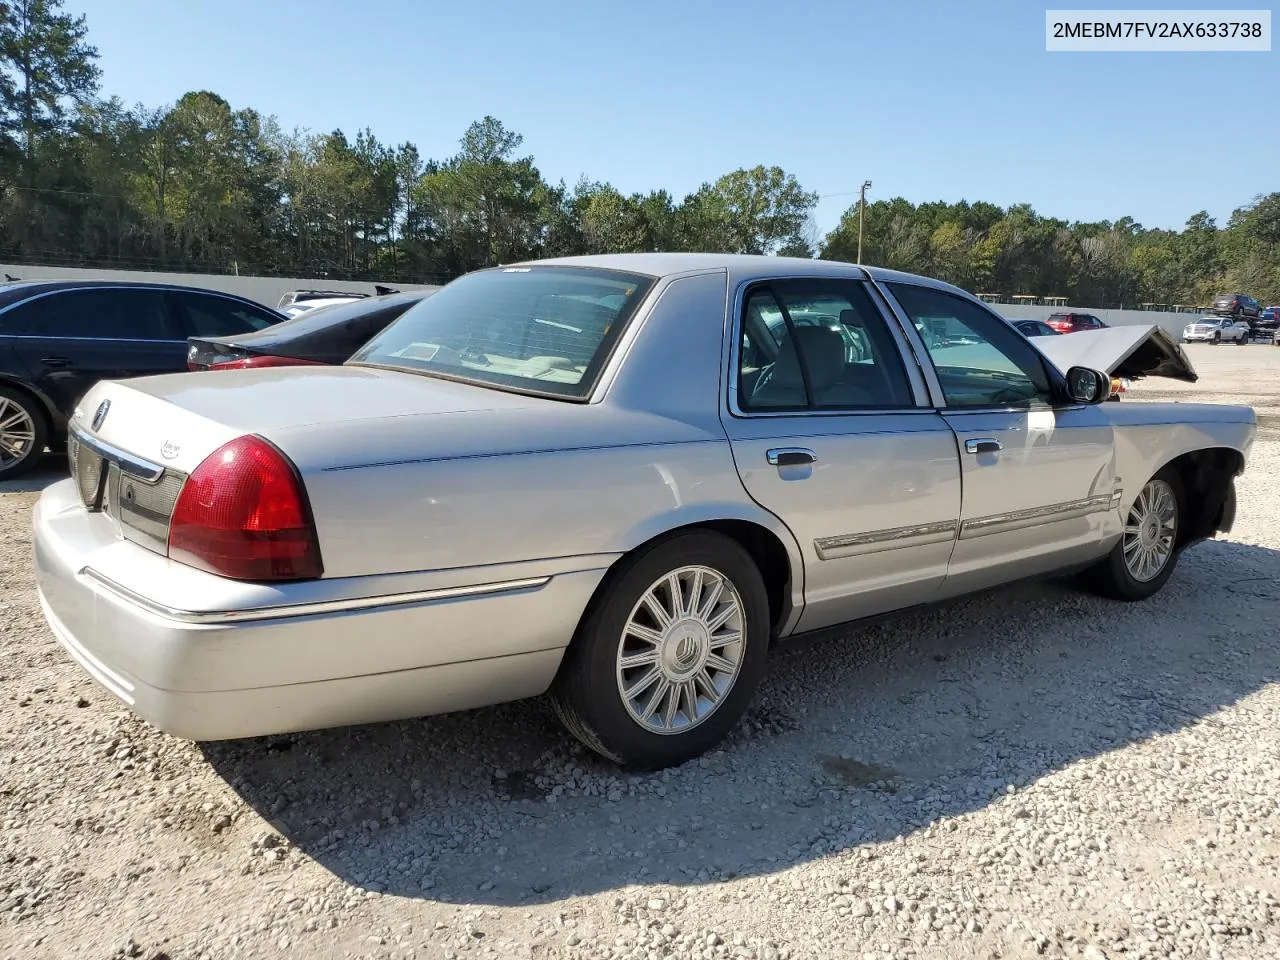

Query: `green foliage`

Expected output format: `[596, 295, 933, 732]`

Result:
[0, 5, 1274, 305]
[0, 0, 99, 163]
[821, 195, 1280, 306]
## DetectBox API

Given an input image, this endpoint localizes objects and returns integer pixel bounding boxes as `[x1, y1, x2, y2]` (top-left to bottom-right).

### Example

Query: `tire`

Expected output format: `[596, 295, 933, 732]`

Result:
[1083, 466, 1184, 602]
[0, 386, 47, 480]
[549, 530, 771, 769]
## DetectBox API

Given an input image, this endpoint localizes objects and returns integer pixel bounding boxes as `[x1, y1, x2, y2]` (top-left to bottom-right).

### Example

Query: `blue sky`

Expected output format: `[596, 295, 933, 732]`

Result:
[79, 0, 1276, 237]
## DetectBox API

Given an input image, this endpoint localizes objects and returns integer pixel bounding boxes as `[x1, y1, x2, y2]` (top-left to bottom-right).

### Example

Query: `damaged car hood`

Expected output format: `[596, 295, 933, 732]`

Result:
[1031, 324, 1198, 384]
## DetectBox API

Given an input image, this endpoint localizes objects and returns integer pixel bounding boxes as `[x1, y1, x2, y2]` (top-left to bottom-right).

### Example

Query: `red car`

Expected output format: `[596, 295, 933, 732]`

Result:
[1045, 312, 1108, 333]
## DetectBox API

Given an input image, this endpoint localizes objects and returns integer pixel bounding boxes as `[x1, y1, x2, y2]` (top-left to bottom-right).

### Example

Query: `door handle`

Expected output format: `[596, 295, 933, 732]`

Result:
[965, 438, 1002, 455]
[766, 447, 817, 467]
[40, 357, 73, 367]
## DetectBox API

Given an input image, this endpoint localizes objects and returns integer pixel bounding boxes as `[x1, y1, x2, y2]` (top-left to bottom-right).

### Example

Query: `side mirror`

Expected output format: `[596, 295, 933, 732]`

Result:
[1065, 366, 1110, 404]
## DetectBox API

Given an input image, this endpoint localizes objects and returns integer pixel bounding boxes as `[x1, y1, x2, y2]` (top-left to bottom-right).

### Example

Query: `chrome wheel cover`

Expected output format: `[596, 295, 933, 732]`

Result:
[0, 397, 36, 467]
[616, 565, 746, 735]
[1123, 479, 1177, 582]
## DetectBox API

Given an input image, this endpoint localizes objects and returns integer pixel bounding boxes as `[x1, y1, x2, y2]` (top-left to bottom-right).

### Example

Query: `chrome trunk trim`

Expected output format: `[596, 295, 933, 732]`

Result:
[68, 424, 165, 484]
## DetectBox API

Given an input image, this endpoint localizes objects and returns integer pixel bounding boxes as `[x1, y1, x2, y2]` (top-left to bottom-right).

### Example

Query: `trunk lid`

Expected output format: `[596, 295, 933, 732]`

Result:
[96, 363, 540, 435]
[63, 366, 554, 564]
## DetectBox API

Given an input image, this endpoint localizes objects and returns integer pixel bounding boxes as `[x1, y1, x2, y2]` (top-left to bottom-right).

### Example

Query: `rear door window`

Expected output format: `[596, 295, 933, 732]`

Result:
[737, 279, 915, 411]
[10, 288, 178, 340]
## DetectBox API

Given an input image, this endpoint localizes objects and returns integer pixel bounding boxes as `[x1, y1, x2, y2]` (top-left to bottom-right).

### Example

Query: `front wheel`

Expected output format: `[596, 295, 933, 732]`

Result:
[1084, 468, 1183, 601]
[550, 531, 771, 769]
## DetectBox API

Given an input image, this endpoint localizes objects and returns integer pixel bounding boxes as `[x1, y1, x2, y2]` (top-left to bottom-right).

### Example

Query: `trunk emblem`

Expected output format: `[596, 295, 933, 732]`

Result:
[161, 441, 180, 460]
[91, 400, 110, 431]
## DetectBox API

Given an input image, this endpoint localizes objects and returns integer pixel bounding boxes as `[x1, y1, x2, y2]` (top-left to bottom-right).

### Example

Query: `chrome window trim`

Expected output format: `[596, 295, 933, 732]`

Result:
[0, 335, 189, 344]
[68, 424, 165, 484]
[724, 274, 934, 419]
[862, 278, 942, 407]
[79, 569, 554, 625]
[865, 278, 949, 408]
[814, 520, 960, 561]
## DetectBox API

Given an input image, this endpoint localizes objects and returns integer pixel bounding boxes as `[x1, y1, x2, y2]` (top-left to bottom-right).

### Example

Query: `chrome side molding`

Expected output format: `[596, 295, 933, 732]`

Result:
[814, 520, 959, 561]
[79, 568, 554, 624]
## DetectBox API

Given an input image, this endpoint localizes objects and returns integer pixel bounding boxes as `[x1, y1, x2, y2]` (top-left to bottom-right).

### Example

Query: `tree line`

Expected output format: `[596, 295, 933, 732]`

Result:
[1, 1, 1277, 307]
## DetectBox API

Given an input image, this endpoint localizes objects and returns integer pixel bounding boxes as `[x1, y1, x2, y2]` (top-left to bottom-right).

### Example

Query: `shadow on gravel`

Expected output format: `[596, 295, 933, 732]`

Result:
[202, 537, 1280, 907]
[0, 452, 68, 494]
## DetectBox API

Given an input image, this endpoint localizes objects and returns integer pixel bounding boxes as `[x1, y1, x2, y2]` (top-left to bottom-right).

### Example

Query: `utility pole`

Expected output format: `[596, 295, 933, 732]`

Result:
[857, 180, 872, 264]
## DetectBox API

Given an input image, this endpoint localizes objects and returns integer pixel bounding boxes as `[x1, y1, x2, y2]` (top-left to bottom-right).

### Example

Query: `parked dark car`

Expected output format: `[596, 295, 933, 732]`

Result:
[1257, 305, 1280, 332]
[187, 288, 435, 371]
[0, 280, 285, 478]
[1210, 293, 1261, 321]
[1044, 312, 1108, 334]
[1011, 318, 1061, 338]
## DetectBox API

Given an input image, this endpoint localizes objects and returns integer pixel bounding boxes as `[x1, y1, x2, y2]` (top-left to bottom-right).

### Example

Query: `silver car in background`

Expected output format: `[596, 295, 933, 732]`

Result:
[1183, 316, 1251, 344]
[33, 254, 1256, 769]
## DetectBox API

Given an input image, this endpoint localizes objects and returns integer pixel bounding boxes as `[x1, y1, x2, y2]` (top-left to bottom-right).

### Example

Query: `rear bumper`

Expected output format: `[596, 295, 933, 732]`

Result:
[33, 479, 607, 740]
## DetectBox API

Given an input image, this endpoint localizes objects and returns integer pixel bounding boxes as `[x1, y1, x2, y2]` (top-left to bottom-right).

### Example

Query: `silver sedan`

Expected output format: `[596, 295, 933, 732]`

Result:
[33, 254, 1256, 769]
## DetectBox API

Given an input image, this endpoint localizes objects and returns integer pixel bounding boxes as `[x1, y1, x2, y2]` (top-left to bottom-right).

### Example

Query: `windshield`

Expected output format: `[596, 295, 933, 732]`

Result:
[350, 266, 655, 399]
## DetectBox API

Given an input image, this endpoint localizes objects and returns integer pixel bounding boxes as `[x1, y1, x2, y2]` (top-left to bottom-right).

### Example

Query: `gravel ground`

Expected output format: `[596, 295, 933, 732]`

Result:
[3, 343, 1280, 960]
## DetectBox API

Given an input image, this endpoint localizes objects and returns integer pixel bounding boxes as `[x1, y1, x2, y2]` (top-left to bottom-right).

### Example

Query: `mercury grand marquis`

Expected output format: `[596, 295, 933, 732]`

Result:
[32, 254, 1256, 769]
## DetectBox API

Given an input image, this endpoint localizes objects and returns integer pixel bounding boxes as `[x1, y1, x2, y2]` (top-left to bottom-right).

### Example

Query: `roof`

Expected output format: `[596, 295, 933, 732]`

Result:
[509, 252, 970, 297]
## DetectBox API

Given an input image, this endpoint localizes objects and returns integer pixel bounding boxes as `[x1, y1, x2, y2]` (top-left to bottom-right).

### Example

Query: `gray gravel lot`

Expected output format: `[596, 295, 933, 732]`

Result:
[3, 343, 1280, 960]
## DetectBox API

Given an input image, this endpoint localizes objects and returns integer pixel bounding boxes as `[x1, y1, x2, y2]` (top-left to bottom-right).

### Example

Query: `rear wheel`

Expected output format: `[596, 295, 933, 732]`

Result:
[550, 531, 771, 769]
[0, 387, 45, 480]
[1084, 467, 1183, 601]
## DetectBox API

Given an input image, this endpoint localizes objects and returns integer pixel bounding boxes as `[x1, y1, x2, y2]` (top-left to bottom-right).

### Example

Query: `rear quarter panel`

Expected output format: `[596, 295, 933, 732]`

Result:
[296, 428, 790, 579]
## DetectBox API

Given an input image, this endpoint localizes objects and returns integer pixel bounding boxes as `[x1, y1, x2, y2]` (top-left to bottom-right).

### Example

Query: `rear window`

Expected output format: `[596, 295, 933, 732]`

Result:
[351, 266, 655, 400]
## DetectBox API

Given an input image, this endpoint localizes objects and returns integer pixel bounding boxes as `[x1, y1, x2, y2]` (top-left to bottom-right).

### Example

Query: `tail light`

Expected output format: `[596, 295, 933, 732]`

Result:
[210, 355, 327, 371]
[168, 436, 323, 582]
